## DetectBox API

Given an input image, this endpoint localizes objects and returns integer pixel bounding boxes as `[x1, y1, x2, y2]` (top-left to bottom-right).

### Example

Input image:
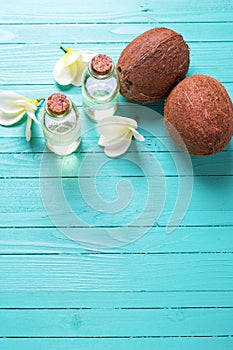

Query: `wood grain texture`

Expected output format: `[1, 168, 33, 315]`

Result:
[1, 291, 233, 308]
[0, 308, 233, 336]
[0, 254, 233, 291]
[1, 0, 233, 23]
[0, 226, 232, 254]
[0, 23, 233, 44]
[0, 176, 232, 227]
[0, 0, 233, 347]
[1, 43, 233, 85]
[0, 145, 233, 176]
[1, 338, 233, 350]
[1, 133, 233, 152]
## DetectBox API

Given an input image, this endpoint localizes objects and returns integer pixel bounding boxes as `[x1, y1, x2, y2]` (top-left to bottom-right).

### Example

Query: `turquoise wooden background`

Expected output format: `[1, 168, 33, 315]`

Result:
[0, 0, 233, 349]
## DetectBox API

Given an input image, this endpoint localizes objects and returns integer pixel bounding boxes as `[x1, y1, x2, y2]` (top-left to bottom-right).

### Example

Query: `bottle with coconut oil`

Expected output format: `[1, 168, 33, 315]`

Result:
[41, 93, 81, 156]
[82, 54, 119, 122]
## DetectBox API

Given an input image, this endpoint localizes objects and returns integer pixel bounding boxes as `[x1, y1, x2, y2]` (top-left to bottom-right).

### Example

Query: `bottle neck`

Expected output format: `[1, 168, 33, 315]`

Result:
[88, 60, 115, 80]
[45, 97, 72, 119]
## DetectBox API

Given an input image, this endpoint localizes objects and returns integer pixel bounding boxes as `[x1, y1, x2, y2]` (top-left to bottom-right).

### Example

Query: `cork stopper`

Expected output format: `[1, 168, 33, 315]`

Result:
[47, 93, 70, 115]
[91, 54, 113, 75]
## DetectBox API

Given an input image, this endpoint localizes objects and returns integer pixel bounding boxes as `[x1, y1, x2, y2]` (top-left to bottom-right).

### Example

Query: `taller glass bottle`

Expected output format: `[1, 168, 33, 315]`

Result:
[82, 54, 120, 122]
[41, 93, 81, 156]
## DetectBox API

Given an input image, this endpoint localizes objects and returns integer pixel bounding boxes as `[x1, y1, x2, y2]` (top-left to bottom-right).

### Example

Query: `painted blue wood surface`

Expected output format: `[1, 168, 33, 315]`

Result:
[0, 0, 233, 349]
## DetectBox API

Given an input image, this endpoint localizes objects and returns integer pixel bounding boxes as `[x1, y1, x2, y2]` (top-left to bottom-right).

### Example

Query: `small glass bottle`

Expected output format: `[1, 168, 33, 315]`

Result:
[82, 54, 120, 122]
[41, 93, 81, 156]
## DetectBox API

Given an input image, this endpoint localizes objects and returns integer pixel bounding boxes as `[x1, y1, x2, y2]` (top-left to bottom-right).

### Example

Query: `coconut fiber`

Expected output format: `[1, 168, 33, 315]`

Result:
[164, 74, 233, 155]
[116, 27, 190, 102]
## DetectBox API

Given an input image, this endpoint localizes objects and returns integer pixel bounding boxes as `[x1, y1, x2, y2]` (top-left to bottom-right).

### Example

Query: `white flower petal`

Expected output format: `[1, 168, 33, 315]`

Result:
[97, 118, 130, 140]
[98, 134, 122, 147]
[71, 60, 88, 87]
[0, 109, 25, 126]
[54, 49, 96, 87]
[113, 116, 138, 129]
[98, 135, 109, 147]
[80, 51, 97, 63]
[97, 115, 138, 138]
[27, 110, 40, 125]
[26, 116, 32, 141]
[104, 132, 132, 158]
[129, 127, 145, 142]
[97, 115, 142, 157]
[65, 50, 80, 66]
[15, 100, 37, 113]
[54, 56, 78, 86]
[0, 91, 27, 113]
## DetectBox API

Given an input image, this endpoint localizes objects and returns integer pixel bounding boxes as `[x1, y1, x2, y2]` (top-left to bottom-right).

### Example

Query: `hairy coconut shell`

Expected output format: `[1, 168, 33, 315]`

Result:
[116, 27, 190, 103]
[164, 74, 233, 156]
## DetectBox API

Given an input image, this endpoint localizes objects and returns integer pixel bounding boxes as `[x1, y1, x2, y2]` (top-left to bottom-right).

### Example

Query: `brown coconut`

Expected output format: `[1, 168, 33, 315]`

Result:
[164, 74, 233, 156]
[116, 27, 190, 103]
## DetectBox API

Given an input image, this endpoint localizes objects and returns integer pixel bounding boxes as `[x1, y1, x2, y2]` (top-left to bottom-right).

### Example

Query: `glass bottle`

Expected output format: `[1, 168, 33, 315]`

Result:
[82, 54, 120, 122]
[41, 93, 81, 156]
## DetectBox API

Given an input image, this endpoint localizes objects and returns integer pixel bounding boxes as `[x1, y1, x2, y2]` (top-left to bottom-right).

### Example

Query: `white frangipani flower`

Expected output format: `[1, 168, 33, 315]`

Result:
[54, 46, 96, 86]
[0, 91, 43, 141]
[97, 115, 145, 158]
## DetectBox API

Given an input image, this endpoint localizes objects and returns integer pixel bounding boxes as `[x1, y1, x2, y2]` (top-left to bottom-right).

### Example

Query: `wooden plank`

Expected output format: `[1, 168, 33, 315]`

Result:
[0, 253, 232, 291]
[0, 80, 232, 138]
[0, 146, 233, 176]
[0, 337, 233, 350]
[0, 136, 170, 153]
[0, 101, 167, 138]
[1, 42, 233, 85]
[1, 0, 233, 23]
[1, 134, 233, 154]
[1, 291, 233, 308]
[0, 308, 232, 336]
[0, 23, 232, 44]
[0, 226, 232, 254]
[0, 102, 166, 139]
[0, 176, 232, 227]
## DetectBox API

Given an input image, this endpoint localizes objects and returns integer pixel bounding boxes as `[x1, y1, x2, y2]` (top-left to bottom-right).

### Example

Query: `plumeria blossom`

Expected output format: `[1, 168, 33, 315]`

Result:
[0, 91, 44, 141]
[54, 46, 96, 86]
[97, 115, 145, 158]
